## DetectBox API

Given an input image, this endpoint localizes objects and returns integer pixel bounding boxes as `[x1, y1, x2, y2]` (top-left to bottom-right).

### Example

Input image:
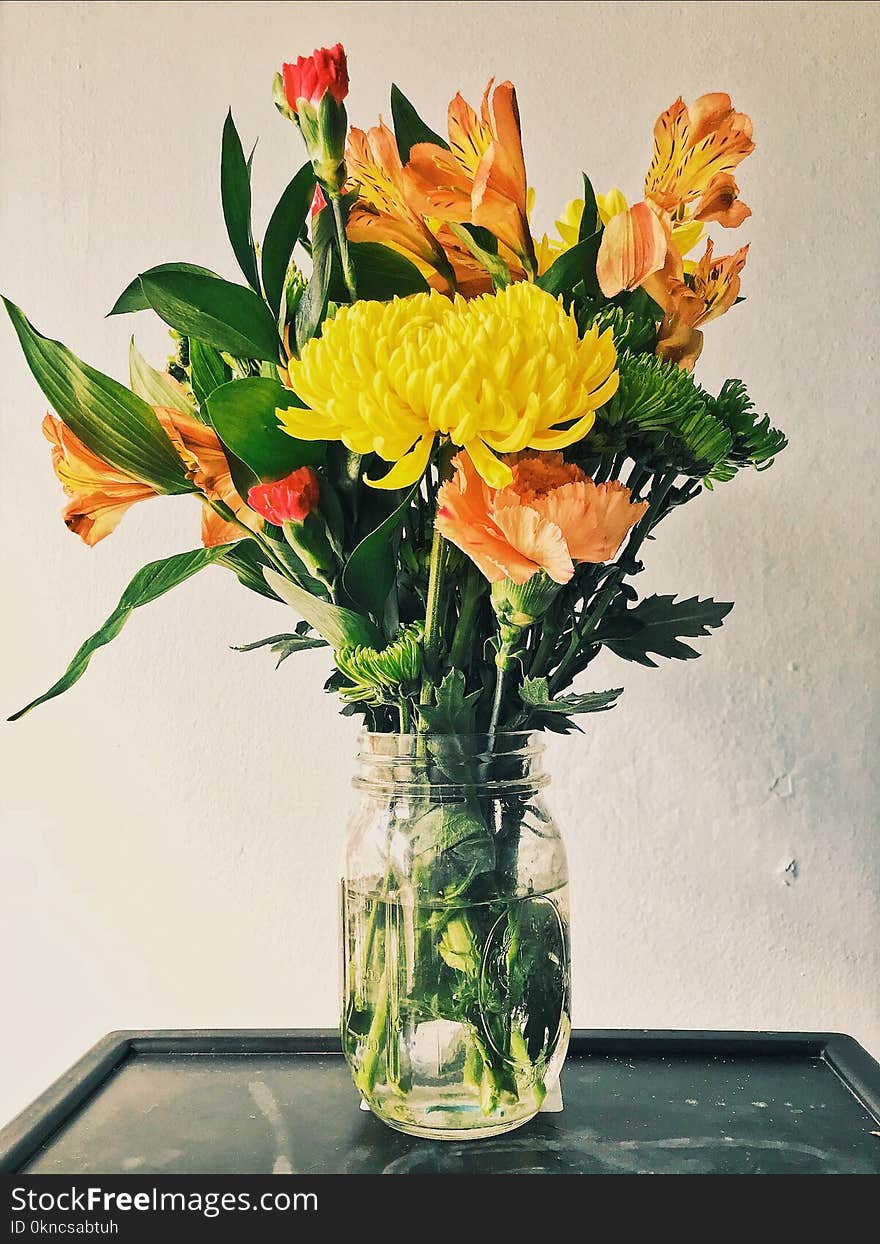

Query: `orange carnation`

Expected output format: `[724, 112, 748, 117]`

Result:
[436, 452, 648, 586]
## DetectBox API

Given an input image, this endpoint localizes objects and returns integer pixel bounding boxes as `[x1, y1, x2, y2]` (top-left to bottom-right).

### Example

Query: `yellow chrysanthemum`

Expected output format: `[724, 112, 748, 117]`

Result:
[280, 283, 618, 490]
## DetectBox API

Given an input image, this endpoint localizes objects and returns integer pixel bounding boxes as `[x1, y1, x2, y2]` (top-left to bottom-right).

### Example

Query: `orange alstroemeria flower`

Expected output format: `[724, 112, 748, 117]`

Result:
[404, 80, 537, 276]
[43, 407, 258, 548]
[345, 121, 457, 292]
[645, 93, 754, 228]
[646, 238, 750, 371]
[436, 451, 648, 586]
[596, 200, 669, 298]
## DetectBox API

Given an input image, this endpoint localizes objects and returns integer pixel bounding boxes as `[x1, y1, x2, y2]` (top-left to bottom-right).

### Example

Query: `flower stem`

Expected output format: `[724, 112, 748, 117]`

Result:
[488, 660, 507, 740]
[449, 569, 485, 670]
[331, 194, 358, 302]
[419, 521, 447, 708]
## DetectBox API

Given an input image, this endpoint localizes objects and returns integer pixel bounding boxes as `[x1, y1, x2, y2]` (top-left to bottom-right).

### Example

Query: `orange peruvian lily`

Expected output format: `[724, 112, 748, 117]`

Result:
[645, 93, 754, 228]
[345, 121, 457, 291]
[646, 238, 750, 371]
[596, 201, 669, 298]
[403, 80, 537, 276]
[43, 407, 258, 548]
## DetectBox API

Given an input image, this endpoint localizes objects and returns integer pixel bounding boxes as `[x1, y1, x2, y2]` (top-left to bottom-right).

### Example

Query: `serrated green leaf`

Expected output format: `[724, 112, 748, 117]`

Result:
[419, 670, 482, 734]
[596, 593, 733, 667]
[9, 547, 228, 720]
[519, 677, 622, 715]
[262, 162, 315, 315]
[390, 83, 448, 162]
[349, 242, 430, 299]
[221, 110, 261, 292]
[264, 569, 382, 649]
[342, 480, 421, 620]
[139, 271, 280, 362]
[205, 377, 324, 481]
[232, 631, 328, 666]
[108, 262, 219, 316]
[129, 338, 195, 414]
[3, 297, 192, 494]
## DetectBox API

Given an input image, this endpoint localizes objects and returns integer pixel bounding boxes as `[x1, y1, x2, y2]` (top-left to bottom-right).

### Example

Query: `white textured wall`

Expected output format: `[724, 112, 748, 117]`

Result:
[1, 0, 878, 1126]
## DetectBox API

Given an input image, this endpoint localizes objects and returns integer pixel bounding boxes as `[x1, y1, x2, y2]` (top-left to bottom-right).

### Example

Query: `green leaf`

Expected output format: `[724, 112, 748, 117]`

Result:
[578, 172, 601, 240]
[3, 297, 191, 494]
[537, 232, 601, 298]
[349, 242, 430, 299]
[221, 110, 261, 293]
[139, 271, 280, 362]
[448, 222, 510, 289]
[9, 547, 227, 720]
[595, 593, 733, 667]
[205, 377, 325, 480]
[342, 480, 421, 619]
[189, 338, 231, 407]
[128, 338, 195, 414]
[232, 630, 328, 666]
[294, 235, 333, 349]
[390, 83, 449, 162]
[419, 670, 482, 734]
[264, 569, 382, 649]
[218, 540, 282, 600]
[261, 163, 315, 314]
[108, 262, 219, 316]
[519, 676, 622, 715]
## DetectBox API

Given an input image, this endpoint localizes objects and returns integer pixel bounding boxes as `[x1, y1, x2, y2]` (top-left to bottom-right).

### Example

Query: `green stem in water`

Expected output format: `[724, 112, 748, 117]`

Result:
[331, 194, 358, 303]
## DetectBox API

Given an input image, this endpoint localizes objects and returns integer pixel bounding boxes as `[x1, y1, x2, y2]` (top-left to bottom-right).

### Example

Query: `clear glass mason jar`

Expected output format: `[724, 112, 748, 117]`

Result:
[341, 732, 571, 1140]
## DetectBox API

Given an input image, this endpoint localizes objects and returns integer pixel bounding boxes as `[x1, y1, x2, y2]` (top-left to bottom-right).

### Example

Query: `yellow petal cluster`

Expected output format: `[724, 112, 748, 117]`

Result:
[280, 282, 618, 489]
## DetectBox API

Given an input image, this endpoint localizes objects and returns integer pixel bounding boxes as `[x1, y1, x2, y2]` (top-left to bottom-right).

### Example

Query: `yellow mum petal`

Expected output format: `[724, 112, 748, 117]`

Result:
[365, 433, 434, 490]
[529, 411, 596, 451]
[463, 438, 513, 489]
[597, 187, 629, 226]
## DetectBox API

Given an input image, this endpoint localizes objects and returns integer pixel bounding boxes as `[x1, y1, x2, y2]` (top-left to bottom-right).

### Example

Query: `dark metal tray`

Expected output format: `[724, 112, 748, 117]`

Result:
[2, 1030, 879, 1174]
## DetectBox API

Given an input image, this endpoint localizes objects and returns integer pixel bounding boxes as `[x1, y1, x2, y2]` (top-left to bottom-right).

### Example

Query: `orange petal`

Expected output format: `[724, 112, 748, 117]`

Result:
[536, 479, 648, 563]
[694, 172, 751, 227]
[403, 142, 473, 221]
[491, 503, 573, 585]
[596, 202, 669, 297]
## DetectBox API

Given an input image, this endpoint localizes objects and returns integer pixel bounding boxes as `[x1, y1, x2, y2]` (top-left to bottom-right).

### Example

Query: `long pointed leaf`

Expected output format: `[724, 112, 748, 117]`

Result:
[342, 480, 421, 619]
[390, 84, 448, 162]
[536, 232, 602, 298]
[108, 262, 219, 316]
[262, 163, 315, 315]
[139, 271, 280, 361]
[189, 338, 230, 407]
[264, 570, 382, 649]
[3, 298, 191, 494]
[221, 110, 261, 292]
[129, 338, 195, 414]
[9, 547, 228, 720]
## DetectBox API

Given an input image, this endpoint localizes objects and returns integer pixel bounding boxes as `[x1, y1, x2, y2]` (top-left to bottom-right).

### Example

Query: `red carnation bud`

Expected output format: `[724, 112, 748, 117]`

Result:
[248, 467, 320, 526]
[282, 43, 349, 115]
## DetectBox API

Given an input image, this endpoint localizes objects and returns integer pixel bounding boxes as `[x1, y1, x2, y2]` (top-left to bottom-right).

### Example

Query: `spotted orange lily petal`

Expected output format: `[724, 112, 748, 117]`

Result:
[645, 93, 754, 225]
[42, 413, 158, 546]
[345, 121, 455, 288]
[404, 80, 536, 274]
[42, 405, 257, 548]
[690, 239, 750, 324]
[596, 201, 669, 297]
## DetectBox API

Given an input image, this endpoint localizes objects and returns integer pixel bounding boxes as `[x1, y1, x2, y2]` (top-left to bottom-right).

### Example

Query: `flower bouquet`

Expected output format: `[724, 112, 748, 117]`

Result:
[5, 44, 785, 1138]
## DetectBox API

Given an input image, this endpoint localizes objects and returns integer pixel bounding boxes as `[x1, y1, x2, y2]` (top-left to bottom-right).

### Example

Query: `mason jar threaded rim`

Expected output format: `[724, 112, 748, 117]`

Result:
[353, 731, 549, 795]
